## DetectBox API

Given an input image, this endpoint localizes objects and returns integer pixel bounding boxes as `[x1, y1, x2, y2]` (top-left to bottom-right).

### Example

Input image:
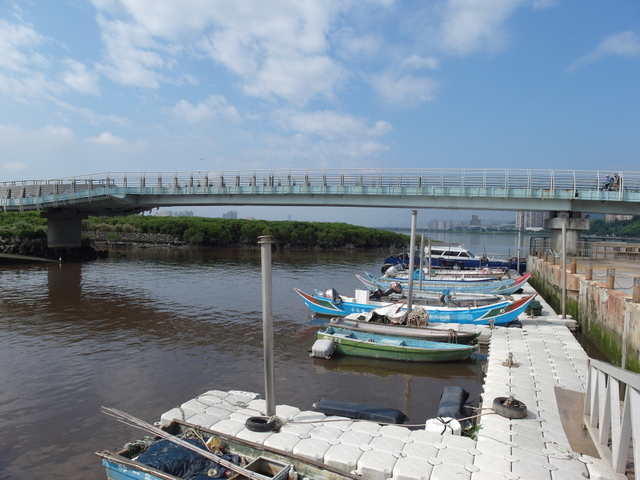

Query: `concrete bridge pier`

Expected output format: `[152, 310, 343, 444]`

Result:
[545, 211, 590, 256]
[41, 211, 88, 248]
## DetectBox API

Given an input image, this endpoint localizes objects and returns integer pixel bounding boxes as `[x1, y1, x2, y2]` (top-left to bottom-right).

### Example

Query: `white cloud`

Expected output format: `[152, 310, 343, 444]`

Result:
[172, 95, 241, 123]
[531, 0, 558, 10]
[370, 72, 438, 106]
[61, 59, 100, 95]
[2, 161, 26, 171]
[0, 18, 47, 71]
[401, 55, 440, 71]
[565, 30, 640, 73]
[91, 0, 359, 104]
[89, 131, 125, 146]
[96, 15, 168, 88]
[438, 0, 521, 56]
[275, 110, 392, 140]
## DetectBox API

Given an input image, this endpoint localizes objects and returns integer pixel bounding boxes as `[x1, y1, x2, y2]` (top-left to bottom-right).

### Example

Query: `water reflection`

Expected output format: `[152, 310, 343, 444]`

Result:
[0, 247, 485, 479]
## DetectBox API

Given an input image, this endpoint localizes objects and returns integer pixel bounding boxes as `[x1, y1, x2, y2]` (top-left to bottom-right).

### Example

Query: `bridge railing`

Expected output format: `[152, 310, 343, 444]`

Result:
[583, 358, 639, 476]
[2, 169, 640, 212]
[2, 168, 639, 191]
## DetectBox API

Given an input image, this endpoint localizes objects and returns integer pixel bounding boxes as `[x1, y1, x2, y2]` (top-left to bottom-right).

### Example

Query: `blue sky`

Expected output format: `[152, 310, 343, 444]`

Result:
[1, 0, 638, 226]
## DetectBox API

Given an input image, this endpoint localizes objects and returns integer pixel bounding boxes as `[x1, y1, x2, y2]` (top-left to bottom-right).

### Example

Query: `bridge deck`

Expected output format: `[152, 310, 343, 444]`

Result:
[2, 169, 640, 216]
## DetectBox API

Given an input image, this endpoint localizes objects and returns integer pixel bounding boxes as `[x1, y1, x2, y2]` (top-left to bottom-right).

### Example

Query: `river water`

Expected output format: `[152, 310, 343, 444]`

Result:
[0, 240, 508, 480]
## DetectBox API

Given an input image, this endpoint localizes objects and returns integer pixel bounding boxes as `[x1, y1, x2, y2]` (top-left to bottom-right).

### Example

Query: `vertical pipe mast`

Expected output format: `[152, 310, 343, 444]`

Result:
[258, 235, 276, 417]
[407, 210, 417, 313]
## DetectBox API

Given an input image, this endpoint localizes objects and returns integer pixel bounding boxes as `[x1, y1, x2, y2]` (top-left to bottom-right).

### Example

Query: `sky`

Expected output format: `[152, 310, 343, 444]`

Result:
[0, 0, 639, 227]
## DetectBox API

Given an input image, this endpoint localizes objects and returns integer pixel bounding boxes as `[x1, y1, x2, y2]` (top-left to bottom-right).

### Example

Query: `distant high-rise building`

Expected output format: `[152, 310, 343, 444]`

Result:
[516, 211, 549, 230]
[223, 210, 238, 219]
[469, 214, 481, 226]
[605, 214, 633, 222]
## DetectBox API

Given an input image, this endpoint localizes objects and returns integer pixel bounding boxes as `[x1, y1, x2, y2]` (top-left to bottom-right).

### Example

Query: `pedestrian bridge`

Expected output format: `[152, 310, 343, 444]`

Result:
[2, 169, 639, 217]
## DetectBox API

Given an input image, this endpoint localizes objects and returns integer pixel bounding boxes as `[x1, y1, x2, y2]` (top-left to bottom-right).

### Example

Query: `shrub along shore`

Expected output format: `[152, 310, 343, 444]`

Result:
[0, 212, 410, 261]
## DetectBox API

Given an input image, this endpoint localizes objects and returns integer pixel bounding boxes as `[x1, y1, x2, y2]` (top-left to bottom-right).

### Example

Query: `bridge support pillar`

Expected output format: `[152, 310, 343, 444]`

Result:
[545, 212, 590, 256]
[41, 212, 88, 248]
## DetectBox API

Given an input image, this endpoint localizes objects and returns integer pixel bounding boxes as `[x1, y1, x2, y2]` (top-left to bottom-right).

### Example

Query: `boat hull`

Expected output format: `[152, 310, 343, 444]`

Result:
[295, 288, 536, 325]
[316, 328, 477, 362]
[362, 272, 531, 295]
[328, 317, 480, 344]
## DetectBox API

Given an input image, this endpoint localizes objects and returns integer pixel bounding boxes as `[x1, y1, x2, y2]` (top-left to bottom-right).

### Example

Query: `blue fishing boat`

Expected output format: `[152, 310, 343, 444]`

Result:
[358, 272, 531, 295]
[98, 417, 358, 480]
[384, 244, 526, 273]
[315, 326, 478, 362]
[295, 288, 536, 325]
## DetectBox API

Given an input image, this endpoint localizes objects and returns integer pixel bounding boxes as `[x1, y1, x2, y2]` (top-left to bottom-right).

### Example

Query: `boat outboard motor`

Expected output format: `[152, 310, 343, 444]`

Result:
[382, 264, 400, 278]
[381, 282, 403, 297]
[369, 289, 384, 300]
[324, 288, 342, 305]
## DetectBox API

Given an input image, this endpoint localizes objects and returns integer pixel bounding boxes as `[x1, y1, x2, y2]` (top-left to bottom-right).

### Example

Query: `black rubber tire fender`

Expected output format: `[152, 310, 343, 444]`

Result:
[245, 416, 276, 432]
[492, 397, 527, 419]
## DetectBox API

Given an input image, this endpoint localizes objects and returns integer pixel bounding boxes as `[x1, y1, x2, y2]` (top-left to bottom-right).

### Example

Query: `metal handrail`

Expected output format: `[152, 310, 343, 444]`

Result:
[583, 358, 639, 475]
[2, 169, 639, 215]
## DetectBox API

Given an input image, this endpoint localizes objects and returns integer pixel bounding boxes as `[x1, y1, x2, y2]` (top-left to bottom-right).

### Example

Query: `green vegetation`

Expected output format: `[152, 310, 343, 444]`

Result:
[84, 215, 409, 249]
[587, 216, 640, 236]
[0, 211, 47, 239]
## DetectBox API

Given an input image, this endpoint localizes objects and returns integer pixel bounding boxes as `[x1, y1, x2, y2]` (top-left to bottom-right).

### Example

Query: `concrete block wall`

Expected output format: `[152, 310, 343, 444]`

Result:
[527, 255, 640, 372]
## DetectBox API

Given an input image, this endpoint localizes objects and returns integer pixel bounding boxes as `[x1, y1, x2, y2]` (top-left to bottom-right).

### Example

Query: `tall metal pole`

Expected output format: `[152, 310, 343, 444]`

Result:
[561, 220, 567, 319]
[407, 210, 417, 313]
[258, 235, 276, 416]
[418, 234, 425, 291]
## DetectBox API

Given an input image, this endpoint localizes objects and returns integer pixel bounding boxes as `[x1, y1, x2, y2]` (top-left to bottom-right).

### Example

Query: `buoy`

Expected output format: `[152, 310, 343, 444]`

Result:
[425, 417, 461, 435]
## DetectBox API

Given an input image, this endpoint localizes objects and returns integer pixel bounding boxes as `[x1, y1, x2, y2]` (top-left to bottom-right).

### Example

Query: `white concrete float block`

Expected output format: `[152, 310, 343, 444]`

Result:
[308, 424, 343, 442]
[207, 418, 246, 437]
[475, 435, 512, 457]
[292, 410, 327, 423]
[379, 424, 411, 438]
[511, 459, 554, 480]
[436, 445, 473, 465]
[547, 455, 589, 480]
[471, 452, 512, 477]
[337, 429, 374, 447]
[179, 398, 209, 417]
[401, 439, 439, 459]
[350, 420, 383, 435]
[323, 416, 354, 431]
[355, 449, 397, 480]
[235, 426, 274, 444]
[262, 431, 301, 453]
[183, 412, 221, 429]
[370, 434, 406, 453]
[279, 419, 315, 436]
[323, 443, 363, 472]
[160, 407, 186, 426]
[292, 437, 331, 462]
[429, 461, 471, 480]
[197, 390, 230, 402]
[204, 405, 232, 421]
[391, 456, 434, 480]
[246, 399, 302, 421]
[440, 434, 476, 450]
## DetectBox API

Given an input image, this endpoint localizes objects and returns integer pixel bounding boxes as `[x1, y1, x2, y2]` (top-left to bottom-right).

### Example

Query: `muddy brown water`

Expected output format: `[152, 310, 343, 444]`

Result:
[0, 248, 486, 479]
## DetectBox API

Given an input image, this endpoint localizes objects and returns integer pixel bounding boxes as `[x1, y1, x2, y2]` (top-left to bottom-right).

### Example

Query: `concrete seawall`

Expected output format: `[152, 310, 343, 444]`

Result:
[527, 255, 640, 373]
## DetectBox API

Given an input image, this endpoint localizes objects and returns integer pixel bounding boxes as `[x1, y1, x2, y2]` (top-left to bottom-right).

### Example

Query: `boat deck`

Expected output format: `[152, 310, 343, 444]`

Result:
[159, 284, 623, 479]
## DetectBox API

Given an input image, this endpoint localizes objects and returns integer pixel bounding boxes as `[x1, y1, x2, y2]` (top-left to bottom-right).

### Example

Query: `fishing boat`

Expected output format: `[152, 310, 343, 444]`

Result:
[98, 413, 358, 480]
[295, 287, 536, 326]
[358, 272, 531, 295]
[381, 263, 509, 280]
[384, 244, 525, 272]
[327, 315, 481, 344]
[314, 326, 478, 362]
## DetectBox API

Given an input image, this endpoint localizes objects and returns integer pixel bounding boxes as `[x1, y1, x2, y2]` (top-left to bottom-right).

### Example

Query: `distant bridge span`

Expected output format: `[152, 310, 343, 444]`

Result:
[1, 169, 639, 247]
[2, 169, 639, 216]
